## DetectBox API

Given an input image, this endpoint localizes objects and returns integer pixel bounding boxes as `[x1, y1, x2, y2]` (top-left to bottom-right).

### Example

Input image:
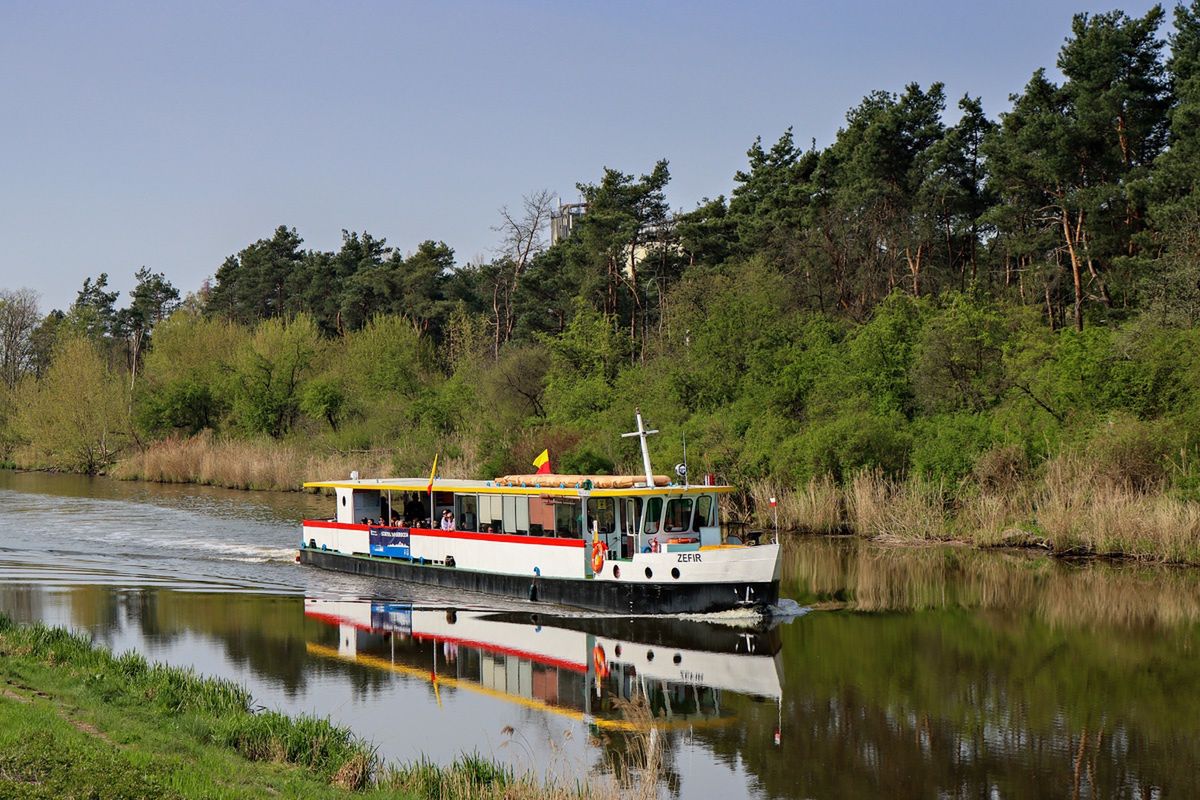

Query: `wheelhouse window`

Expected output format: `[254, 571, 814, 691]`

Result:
[622, 498, 642, 536]
[695, 494, 716, 528]
[587, 498, 616, 535]
[663, 498, 694, 533]
[643, 497, 663, 534]
[555, 499, 582, 538]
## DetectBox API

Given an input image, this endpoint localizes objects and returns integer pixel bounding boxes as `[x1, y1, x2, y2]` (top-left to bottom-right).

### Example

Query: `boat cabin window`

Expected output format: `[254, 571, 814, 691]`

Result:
[643, 497, 663, 534]
[455, 495, 478, 531]
[352, 490, 382, 525]
[501, 495, 531, 534]
[695, 494, 716, 528]
[554, 499, 582, 538]
[477, 494, 503, 532]
[586, 498, 616, 535]
[663, 498, 694, 533]
[622, 498, 642, 537]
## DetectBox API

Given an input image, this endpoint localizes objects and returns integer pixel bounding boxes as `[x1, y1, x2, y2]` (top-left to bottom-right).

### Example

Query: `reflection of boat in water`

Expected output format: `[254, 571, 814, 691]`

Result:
[303, 599, 783, 733]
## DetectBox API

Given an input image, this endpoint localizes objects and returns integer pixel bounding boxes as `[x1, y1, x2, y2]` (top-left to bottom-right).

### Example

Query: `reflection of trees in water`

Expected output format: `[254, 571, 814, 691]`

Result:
[0, 586, 43, 625]
[782, 535, 1200, 628]
[694, 609, 1200, 799]
[61, 590, 391, 697]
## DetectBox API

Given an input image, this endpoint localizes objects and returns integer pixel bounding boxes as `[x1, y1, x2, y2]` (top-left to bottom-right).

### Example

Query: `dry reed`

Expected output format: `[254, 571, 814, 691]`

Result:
[748, 476, 843, 533]
[846, 469, 951, 540]
[1035, 453, 1200, 563]
[111, 432, 393, 491]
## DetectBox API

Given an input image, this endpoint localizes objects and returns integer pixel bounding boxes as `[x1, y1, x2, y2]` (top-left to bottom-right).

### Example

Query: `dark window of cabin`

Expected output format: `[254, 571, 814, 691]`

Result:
[555, 500, 582, 538]
[644, 497, 663, 534]
[664, 498, 694, 533]
[587, 498, 616, 535]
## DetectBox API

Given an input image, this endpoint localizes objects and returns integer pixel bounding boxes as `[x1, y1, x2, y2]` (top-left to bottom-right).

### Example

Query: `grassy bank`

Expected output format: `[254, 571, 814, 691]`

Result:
[0, 617, 649, 799]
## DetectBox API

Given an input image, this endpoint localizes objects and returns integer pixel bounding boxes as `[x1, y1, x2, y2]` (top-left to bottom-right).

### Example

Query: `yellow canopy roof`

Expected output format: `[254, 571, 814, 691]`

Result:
[302, 475, 734, 497]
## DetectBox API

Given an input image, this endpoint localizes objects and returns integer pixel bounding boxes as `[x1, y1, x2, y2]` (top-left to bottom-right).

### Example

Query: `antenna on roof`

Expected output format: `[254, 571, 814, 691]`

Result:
[676, 431, 688, 489]
[622, 409, 659, 486]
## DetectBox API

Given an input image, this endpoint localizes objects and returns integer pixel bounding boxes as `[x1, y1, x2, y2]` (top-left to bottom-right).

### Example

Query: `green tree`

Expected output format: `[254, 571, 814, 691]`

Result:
[116, 267, 179, 390]
[231, 314, 321, 437]
[13, 334, 130, 473]
[987, 7, 1169, 329]
[136, 311, 245, 436]
[66, 273, 119, 343]
[207, 226, 306, 324]
[912, 292, 1009, 413]
[572, 160, 672, 358]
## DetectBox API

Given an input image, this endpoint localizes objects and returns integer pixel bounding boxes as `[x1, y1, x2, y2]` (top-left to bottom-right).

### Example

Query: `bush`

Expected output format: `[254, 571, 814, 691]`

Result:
[973, 444, 1029, 491]
[1085, 415, 1173, 491]
[560, 446, 615, 475]
[910, 413, 998, 484]
[789, 411, 912, 482]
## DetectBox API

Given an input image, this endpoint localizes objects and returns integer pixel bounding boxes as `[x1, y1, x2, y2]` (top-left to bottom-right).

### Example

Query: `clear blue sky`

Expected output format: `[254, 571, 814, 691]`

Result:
[0, 0, 1165, 312]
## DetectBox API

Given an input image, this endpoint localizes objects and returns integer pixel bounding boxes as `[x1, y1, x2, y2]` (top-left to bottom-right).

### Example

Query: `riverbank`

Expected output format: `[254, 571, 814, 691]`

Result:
[14, 427, 1200, 566]
[0, 616, 642, 800]
[750, 454, 1200, 566]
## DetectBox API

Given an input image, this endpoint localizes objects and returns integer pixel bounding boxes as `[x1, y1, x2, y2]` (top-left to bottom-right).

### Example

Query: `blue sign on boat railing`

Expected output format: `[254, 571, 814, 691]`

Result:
[368, 527, 411, 559]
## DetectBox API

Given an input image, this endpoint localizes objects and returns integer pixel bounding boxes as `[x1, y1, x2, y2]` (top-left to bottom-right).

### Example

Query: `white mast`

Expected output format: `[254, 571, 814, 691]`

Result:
[622, 408, 659, 486]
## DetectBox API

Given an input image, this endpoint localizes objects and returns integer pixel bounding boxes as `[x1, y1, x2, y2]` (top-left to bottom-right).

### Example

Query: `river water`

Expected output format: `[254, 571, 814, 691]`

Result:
[1, 470, 1198, 799]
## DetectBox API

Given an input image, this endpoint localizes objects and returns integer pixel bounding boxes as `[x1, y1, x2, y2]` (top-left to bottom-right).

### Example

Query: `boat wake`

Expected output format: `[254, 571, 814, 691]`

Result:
[768, 598, 808, 619]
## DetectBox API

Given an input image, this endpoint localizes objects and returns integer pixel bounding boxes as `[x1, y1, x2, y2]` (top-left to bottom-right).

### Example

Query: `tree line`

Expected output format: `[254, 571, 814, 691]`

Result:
[3, 4, 1200, 495]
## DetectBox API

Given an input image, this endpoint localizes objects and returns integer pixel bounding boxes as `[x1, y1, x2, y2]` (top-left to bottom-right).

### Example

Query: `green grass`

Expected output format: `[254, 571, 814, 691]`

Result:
[0, 616, 382, 799]
[0, 616, 626, 800]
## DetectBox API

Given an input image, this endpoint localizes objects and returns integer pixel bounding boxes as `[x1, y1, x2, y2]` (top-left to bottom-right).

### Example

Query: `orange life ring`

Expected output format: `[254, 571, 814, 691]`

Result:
[591, 540, 605, 573]
[593, 643, 609, 677]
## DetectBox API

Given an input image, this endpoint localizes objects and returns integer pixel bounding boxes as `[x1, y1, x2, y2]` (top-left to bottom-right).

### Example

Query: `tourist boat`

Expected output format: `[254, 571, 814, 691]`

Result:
[303, 599, 784, 733]
[299, 413, 781, 615]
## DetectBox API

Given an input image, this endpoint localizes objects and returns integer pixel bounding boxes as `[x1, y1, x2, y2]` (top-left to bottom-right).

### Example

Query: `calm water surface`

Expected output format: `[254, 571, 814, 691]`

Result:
[1, 470, 1198, 799]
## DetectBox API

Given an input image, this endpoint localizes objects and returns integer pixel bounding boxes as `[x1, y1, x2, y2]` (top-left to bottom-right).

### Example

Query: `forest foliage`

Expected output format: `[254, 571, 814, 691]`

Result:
[4, 4, 1200, 507]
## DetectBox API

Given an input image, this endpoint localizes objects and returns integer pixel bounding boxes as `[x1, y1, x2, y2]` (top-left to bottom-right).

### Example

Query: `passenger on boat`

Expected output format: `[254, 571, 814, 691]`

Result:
[440, 510, 456, 531]
[404, 496, 424, 520]
[484, 525, 494, 533]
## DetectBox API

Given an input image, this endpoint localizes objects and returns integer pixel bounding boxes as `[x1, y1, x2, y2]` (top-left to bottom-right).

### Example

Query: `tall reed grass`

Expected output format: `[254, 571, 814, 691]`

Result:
[113, 429, 487, 491]
[748, 476, 843, 533]
[846, 470, 951, 541]
[763, 451, 1200, 564]
[111, 431, 393, 491]
[1036, 453, 1200, 563]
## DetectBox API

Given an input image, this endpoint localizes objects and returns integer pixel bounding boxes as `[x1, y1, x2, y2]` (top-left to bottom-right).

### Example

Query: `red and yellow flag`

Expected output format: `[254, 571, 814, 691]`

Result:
[532, 449, 551, 475]
[427, 453, 439, 493]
